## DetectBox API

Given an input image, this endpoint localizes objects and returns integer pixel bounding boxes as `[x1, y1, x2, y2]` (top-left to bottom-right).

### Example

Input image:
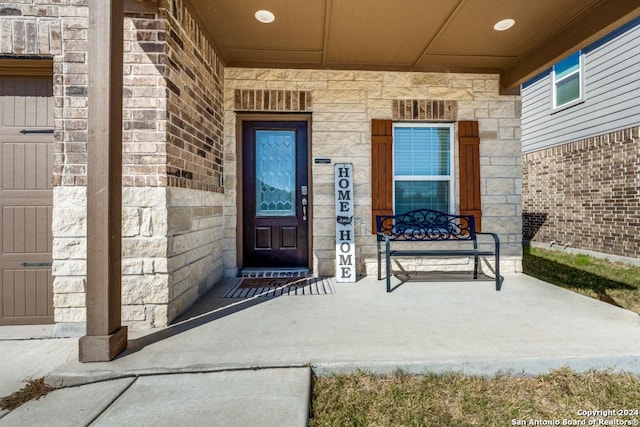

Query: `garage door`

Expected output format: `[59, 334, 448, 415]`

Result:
[0, 76, 54, 325]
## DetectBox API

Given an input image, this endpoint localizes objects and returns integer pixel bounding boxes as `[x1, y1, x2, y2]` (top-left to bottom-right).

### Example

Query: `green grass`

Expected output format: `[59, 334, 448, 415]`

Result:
[523, 246, 640, 313]
[309, 368, 640, 427]
[309, 248, 640, 426]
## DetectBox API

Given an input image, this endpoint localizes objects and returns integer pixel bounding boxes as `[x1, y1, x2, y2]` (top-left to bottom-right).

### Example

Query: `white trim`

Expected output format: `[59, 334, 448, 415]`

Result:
[551, 50, 584, 110]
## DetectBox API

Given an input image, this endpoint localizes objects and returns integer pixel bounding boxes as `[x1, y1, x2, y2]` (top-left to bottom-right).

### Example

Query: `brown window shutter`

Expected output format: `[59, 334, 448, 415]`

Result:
[371, 119, 393, 233]
[458, 121, 482, 231]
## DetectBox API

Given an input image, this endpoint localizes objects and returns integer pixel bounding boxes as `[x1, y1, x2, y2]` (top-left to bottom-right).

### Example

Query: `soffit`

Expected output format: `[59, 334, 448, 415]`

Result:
[186, 0, 640, 90]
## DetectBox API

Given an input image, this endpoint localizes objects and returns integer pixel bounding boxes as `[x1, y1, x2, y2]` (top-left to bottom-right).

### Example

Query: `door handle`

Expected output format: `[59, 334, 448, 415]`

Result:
[302, 197, 307, 221]
[21, 262, 53, 267]
[20, 129, 54, 134]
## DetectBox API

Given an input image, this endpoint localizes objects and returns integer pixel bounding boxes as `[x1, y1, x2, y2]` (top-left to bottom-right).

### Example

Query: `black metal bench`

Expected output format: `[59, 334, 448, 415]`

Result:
[376, 209, 501, 292]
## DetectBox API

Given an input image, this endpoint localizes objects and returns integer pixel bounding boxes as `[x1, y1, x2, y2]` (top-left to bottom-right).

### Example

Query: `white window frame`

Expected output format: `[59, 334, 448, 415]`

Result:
[392, 122, 455, 214]
[552, 50, 584, 110]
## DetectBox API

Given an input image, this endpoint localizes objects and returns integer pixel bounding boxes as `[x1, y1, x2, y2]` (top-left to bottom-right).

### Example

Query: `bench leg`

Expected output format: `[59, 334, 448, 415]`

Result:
[385, 248, 391, 292]
[377, 243, 382, 281]
[495, 255, 501, 291]
[473, 255, 479, 280]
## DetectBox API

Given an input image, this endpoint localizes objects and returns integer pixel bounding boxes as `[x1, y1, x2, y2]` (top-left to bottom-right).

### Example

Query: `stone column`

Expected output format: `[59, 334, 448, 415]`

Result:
[79, 0, 127, 362]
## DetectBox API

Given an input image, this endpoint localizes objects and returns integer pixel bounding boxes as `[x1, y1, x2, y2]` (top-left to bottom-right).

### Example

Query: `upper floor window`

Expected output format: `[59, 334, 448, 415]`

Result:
[552, 51, 583, 109]
[393, 123, 454, 214]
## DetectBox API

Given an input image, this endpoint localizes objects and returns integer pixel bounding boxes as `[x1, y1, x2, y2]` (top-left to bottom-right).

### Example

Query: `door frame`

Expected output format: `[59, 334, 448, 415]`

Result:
[236, 113, 313, 272]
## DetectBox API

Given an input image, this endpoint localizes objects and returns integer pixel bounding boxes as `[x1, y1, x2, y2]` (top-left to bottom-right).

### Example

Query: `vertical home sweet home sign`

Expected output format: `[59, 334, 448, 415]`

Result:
[335, 163, 355, 282]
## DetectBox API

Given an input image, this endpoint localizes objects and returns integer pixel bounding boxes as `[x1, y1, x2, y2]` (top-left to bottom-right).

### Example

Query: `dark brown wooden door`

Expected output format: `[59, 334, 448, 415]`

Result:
[242, 121, 309, 268]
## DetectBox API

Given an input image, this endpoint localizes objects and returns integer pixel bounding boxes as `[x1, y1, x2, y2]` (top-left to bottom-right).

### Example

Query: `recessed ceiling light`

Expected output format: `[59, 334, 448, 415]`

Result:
[255, 10, 275, 24]
[493, 18, 515, 31]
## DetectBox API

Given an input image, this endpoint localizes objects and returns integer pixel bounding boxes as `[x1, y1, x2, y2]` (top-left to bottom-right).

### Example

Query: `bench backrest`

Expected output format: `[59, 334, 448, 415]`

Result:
[376, 209, 476, 241]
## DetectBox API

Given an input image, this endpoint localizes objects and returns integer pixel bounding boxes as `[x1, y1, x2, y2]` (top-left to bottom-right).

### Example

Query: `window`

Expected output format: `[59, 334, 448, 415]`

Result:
[371, 119, 481, 233]
[552, 51, 583, 109]
[393, 123, 454, 214]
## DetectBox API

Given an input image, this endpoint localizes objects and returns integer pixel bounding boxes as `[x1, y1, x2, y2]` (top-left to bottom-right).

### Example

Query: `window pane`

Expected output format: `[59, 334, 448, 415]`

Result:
[394, 181, 449, 213]
[554, 51, 580, 80]
[394, 127, 450, 176]
[556, 72, 580, 106]
[255, 130, 296, 216]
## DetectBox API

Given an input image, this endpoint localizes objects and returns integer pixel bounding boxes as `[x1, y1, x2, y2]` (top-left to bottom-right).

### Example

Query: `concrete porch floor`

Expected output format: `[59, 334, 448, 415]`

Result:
[47, 273, 640, 386]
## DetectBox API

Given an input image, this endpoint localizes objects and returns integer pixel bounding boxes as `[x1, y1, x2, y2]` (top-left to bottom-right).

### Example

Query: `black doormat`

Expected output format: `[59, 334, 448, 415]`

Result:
[224, 277, 335, 298]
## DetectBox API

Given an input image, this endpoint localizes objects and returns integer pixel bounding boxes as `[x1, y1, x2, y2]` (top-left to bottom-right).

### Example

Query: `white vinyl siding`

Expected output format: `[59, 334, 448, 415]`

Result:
[522, 18, 640, 153]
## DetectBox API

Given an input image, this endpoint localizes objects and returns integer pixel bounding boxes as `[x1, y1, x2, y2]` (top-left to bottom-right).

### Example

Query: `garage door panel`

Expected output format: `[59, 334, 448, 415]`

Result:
[39, 205, 53, 254]
[14, 143, 25, 190]
[25, 271, 36, 316]
[35, 79, 53, 127]
[2, 142, 24, 190]
[1, 78, 53, 128]
[33, 206, 52, 254]
[2, 141, 53, 191]
[2, 270, 14, 316]
[3, 206, 24, 253]
[9, 81, 25, 127]
[2, 206, 52, 254]
[6, 270, 24, 317]
[2, 205, 13, 254]
[37, 269, 53, 316]
[25, 207, 37, 253]
[0, 75, 53, 325]
[39, 142, 53, 188]
[1, 80, 15, 126]
[1, 267, 53, 324]
[25, 143, 36, 189]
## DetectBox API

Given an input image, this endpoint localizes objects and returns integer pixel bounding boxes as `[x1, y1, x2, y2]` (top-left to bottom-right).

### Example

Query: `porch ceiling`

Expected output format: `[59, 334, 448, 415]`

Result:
[185, 0, 640, 91]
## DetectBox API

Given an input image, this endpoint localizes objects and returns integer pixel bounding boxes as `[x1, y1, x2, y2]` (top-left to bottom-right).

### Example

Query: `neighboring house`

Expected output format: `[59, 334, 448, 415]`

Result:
[0, 0, 635, 357]
[522, 17, 640, 262]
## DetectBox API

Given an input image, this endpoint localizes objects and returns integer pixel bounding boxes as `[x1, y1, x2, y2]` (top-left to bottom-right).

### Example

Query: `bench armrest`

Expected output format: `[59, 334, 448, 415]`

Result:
[475, 231, 500, 249]
[476, 231, 501, 290]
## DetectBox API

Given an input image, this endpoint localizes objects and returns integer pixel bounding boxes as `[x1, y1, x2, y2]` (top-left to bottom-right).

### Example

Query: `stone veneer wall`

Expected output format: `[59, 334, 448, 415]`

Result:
[159, 0, 224, 323]
[523, 126, 640, 260]
[1, 1, 225, 331]
[224, 69, 523, 277]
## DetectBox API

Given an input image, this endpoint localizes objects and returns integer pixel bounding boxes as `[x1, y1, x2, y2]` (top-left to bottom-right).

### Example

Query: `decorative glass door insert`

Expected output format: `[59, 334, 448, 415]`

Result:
[255, 130, 296, 217]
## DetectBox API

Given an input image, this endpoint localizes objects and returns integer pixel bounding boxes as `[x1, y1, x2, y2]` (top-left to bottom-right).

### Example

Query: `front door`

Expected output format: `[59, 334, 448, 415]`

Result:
[242, 120, 309, 268]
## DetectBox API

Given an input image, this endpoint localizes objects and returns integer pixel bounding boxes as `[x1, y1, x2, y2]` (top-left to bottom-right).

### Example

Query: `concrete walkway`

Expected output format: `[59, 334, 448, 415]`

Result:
[1, 369, 310, 426]
[1, 274, 639, 425]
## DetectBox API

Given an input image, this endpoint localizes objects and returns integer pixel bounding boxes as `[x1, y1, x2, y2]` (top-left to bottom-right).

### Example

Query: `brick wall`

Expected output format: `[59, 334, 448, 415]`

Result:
[0, 1, 89, 187]
[1, 1, 224, 192]
[0, 2, 62, 56]
[523, 126, 640, 259]
[122, 13, 168, 187]
[160, 0, 224, 193]
[224, 69, 523, 277]
[1, 1, 226, 330]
